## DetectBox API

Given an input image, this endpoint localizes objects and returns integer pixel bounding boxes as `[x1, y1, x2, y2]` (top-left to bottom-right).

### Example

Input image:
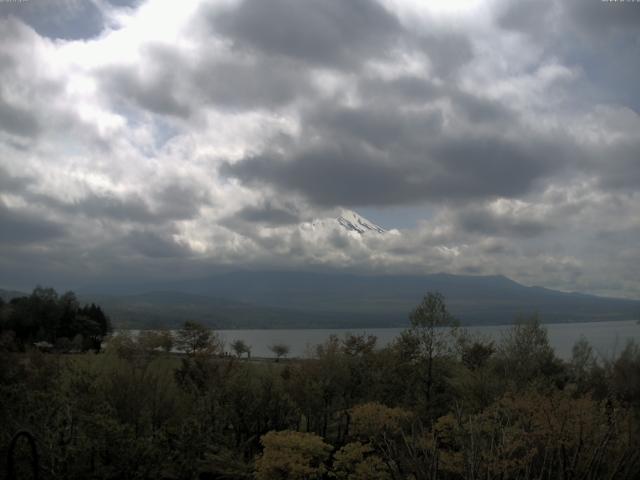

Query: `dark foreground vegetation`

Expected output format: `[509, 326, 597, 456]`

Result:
[1, 290, 640, 479]
[0, 287, 112, 352]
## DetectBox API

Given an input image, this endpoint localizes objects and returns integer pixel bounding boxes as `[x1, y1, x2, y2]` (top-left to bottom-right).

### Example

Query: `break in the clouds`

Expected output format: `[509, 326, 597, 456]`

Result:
[0, 0, 639, 299]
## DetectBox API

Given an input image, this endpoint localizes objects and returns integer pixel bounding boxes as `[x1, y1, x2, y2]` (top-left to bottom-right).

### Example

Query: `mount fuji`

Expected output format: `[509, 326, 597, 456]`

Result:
[336, 210, 386, 234]
[307, 209, 389, 235]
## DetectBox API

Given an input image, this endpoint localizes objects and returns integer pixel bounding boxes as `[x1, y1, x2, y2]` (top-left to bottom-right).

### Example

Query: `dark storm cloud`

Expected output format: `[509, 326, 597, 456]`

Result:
[124, 230, 191, 258]
[217, 43, 554, 208]
[0, 202, 65, 245]
[152, 182, 211, 221]
[103, 65, 192, 118]
[498, 0, 640, 109]
[426, 135, 567, 200]
[222, 97, 571, 207]
[72, 192, 156, 223]
[415, 30, 474, 79]
[455, 206, 551, 238]
[235, 201, 300, 225]
[192, 57, 314, 111]
[0, 21, 41, 138]
[358, 79, 512, 124]
[0, 166, 34, 194]
[497, 0, 556, 36]
[107, 0, 142, 7]
[307, 104, 444, 150]
[594, 139, 640, 191]
[452, 91, 515, 125]
[102, 44, 314, 117]
[46, 183, 207, 224]
[209, 0, 403, 68]
[104, 1, 471, 117]
[496, 0, 640, 39]
[567, 0, 640, 33]
[0, 0, 105, 40]
[220, 145, 421, 206]
[9, 174, 208, 226]
[359, 75, 440, 104]
[0, 94, 41, 138]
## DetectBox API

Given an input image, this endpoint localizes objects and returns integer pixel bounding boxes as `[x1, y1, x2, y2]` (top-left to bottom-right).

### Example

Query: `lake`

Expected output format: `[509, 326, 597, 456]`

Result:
[214, 320, 640, 360]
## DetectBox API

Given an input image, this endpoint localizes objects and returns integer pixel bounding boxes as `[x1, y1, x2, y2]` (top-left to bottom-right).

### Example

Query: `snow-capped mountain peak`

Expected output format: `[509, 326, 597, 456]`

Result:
[336, 210, 386, 234]
[305, 210, 389, 236]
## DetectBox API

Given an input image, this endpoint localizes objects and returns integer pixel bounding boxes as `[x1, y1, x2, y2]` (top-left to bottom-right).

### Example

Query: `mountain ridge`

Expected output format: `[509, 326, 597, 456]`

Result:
[4, 271, 639, 329]
[76, 270, 640, 328]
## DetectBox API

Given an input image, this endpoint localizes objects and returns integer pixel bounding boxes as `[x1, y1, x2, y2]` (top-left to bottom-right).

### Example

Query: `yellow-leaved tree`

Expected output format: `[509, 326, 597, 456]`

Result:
[255, 430, 332, 480]
[331, 441, 391, 480]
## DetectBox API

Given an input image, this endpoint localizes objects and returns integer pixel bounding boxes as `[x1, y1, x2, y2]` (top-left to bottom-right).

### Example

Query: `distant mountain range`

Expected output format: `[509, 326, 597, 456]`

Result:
[0, 270, 617, 329]
[2, 210, 638, 329]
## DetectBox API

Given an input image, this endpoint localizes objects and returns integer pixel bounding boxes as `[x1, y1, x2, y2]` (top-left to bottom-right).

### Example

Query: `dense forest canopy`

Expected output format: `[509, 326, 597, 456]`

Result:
[1, 291, 640, 479]
[0, 286, 112, 352]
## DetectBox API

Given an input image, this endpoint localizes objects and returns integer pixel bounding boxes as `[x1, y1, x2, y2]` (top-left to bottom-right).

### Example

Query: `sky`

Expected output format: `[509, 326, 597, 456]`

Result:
[0, 0, 639, 298]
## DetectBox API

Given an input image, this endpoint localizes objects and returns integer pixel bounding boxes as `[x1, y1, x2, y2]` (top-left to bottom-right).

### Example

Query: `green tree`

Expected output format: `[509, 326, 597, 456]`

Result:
[407, 292, 458, 404]
[461, 338, 495, 371]
[497, 315, 563, 388]
[138, 329, 174, 354]
[269, 343, 290, 362]
[175, 321, 221, 355]
[342, 333, 377, 356]
[230, 338, 251, 359]
[609, 339, 640, 406]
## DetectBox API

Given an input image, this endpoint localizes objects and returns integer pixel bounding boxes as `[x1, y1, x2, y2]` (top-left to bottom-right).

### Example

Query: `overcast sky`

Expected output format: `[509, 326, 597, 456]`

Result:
[0, 0, 639, 297]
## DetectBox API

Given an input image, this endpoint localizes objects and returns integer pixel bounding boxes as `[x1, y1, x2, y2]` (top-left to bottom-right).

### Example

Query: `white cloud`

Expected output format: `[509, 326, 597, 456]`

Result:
[0, 0, 639, 298]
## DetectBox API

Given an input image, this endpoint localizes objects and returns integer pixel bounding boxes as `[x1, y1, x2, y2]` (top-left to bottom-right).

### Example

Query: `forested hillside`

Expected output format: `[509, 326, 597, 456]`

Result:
[77, 271, 640, 328]
[0, 287, 112, 352]
[2, 293, 640, 479]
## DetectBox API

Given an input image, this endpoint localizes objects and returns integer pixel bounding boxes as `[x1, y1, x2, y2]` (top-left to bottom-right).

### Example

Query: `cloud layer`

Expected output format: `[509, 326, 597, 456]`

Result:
[0, 0, 639, 298]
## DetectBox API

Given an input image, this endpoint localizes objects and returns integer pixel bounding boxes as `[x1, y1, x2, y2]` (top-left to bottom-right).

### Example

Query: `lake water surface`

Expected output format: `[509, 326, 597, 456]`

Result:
[215, 320, 640, 360]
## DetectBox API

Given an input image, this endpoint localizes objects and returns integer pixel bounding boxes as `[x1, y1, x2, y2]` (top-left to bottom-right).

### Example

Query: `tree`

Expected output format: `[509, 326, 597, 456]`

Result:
[230, 339, 251, 359]
[0, 287, 112, 351]
[138, 329, 174, 354]
[106, 330, 139, 359]
[58, 290, 79, 340]
[269, 343, 290, 362]
[342, 333, 377, 356]
[461, 339, 495, 370]
[407, 292, 458, 404]
[331, 442, 391, 480]
[432, 390, 639, 480]
[570, 336, 599, 392]
[497, 315, 562, 388]
[175, 321, 221, 355]
[255, 430, 332, 480]
[78, 303, 112, 338]
[349, 403, 413, 478]
[350, 402, 411, 440]
[609, 340, 640, 406]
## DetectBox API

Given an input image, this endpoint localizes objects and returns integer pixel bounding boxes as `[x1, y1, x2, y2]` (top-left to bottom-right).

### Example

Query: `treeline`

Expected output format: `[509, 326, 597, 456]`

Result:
[1, 293, 640, 479]
[0, 286, 112, 352]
